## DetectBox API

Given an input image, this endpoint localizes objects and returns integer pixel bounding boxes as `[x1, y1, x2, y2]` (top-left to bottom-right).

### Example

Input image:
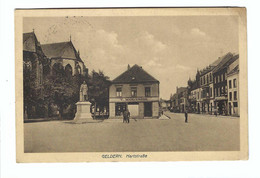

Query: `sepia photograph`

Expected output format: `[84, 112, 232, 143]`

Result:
[15, 8, 248, 162]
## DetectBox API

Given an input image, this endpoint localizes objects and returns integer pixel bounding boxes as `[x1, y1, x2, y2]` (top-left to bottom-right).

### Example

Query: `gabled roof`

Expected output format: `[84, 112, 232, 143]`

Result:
[212, 53, 238, 73]
[23, 32, 38, 52]
[227, 65, 239, 76]
[112, 64, 159, 84]
[200, 57, 222, 76]
[41, 41, 83, 62]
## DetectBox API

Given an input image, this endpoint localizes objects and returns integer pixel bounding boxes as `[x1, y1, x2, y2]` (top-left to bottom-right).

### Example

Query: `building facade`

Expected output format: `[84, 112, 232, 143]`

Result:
[170, 87, 188, 113]
[227, 58, 239, 116]
[213, 53, 238, 115]
[109, 64, 160, 118]
[188, 70, 201, 113]
[199, 67, 215, 114]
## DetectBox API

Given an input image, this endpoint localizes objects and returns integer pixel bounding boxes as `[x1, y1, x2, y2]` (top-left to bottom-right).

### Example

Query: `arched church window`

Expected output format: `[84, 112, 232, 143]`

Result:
[52, 63, 64, 76]
[75, 65, 81, 75]
[37, 61, 43, 85]
[65, 64, 73, 77]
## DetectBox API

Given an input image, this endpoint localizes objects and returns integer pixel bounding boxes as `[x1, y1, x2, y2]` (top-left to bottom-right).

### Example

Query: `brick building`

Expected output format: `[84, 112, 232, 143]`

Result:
[109, 64, 160, 118]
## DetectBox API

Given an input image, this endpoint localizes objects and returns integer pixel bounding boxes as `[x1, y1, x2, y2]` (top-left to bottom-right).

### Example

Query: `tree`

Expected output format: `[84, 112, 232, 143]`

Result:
[43, 65, 83, 119]
[87, 70, 111, 118]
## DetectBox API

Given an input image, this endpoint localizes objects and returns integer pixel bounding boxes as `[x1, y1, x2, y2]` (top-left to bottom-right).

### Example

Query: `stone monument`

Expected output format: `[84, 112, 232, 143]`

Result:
[73, 81, 99, 123]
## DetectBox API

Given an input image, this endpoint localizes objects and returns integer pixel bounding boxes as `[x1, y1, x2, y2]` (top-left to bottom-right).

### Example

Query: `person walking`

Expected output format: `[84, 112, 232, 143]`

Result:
[123, 110, 127, 123]
[126, 109, 130, 123]
[185, 110, 188, 123]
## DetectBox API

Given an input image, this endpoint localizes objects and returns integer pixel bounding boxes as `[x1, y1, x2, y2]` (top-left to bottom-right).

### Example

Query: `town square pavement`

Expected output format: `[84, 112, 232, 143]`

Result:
[24, 112, 240, 152]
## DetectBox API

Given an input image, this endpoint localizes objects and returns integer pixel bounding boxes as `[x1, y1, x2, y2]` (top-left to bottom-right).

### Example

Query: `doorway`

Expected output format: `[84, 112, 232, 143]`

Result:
[144, 102, 152, 117]
[128, 103, 139, 117]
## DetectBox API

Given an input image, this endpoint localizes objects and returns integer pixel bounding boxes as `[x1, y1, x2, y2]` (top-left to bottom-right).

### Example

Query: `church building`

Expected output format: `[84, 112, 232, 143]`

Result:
[41, 39, 86, 77]
[109, 64, 160, 119]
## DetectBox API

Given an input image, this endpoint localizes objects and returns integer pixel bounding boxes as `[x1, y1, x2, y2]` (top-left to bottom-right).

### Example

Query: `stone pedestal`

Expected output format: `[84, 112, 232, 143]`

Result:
[73, 101, 99, 123]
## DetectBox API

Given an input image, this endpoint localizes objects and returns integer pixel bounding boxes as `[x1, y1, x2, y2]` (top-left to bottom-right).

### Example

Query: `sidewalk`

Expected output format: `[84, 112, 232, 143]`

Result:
[165, 111, 239, 119]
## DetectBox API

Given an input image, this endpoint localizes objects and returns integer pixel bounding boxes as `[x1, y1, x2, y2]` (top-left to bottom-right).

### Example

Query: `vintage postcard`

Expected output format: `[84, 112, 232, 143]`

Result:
[15, 8, 248, 162]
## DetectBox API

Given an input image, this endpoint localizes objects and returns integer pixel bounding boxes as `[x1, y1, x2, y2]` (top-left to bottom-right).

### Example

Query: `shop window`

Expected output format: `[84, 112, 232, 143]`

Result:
[116, 87, 122, 97]
[234, 91, 237, 100]
[233, 79, 237, 88]
[131, 87, 137, 97]
[229, 92, 232, 101]
[229, 80, 232, 89]
[115, 103, 126, 116]
[145, 87, 151, 97]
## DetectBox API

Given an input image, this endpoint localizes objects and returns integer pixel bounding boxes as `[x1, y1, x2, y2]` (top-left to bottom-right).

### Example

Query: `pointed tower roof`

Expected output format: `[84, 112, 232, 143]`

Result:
[23, 31, 39, 52]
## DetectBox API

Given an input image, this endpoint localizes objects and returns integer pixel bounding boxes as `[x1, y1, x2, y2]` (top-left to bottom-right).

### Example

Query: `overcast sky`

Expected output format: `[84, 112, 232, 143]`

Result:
[24, 16, 238, 99]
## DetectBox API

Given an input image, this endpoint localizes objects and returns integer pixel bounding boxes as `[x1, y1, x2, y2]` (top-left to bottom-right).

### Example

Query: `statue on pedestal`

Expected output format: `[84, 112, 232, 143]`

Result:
[80, 81, 88, 102]
[74, 81, 100, 123]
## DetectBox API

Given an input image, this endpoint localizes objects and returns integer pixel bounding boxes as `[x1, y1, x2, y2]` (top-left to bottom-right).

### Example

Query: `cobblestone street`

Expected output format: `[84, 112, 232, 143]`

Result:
[24, 112, 240, 152]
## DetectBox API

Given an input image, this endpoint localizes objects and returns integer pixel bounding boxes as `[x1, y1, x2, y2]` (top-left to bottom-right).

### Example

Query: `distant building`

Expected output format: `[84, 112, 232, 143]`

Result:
[188, 70, 201, 113]
[170, 93, 179, 112]
[227, 57, 239, 116]
[160, 99, 171, 110]
[213, 53, 238, 115]
[171, 86, 188, 113]
[109, 64, 160, 118]
[41, 40, 87, 77]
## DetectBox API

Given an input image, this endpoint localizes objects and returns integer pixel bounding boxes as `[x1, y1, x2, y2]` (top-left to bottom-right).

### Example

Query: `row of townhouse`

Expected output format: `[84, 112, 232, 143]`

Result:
[170, 52, 239, 116]
[23, 31, 88, 119]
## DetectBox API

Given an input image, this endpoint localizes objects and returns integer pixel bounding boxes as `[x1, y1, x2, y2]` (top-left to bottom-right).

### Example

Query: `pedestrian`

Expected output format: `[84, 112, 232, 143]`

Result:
[185, 110, 188, 123]
[126, 109, 130, 123]
[123, 110, 127, 123]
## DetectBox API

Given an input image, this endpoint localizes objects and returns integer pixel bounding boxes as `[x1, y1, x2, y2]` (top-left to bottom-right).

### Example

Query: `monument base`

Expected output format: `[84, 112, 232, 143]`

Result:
[73, 101, 100, 123]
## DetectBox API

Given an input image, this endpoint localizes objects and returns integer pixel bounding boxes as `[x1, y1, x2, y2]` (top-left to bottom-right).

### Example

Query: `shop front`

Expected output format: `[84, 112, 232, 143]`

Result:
[110, 96, 159, 119]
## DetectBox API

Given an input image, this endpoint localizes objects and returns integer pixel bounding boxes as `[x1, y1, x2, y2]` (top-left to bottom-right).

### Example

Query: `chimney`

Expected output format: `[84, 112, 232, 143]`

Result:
[127, 64, 130, 70]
